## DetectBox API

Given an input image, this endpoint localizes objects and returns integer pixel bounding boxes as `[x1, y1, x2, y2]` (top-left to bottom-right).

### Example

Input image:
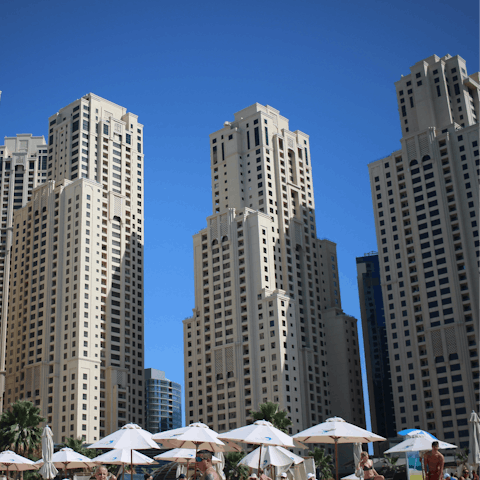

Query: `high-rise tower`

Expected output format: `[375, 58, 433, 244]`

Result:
[356, 252, 396, 455]
[184, 104, 365, 438]
[368, 55, 479, 449]
[4, 94, 145, 441]
[0, 134, 47, 411]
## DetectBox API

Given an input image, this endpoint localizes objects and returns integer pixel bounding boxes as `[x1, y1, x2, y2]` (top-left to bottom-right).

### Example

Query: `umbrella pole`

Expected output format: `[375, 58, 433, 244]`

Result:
[258, 444, 262, 474]
[65, 463, 68, 478]
[335, 439, 339, 480]
[131, 451, 134, 480]
[195, 444, 198, 480]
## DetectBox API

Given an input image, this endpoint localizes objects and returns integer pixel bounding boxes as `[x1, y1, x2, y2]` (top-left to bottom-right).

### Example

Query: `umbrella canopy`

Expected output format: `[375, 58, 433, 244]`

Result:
[0, 451, 38, 472]
[238, 445, 294, 469]
[293, 417, 386, 445]
[88, 423, 159, 450]
[38, 426, 58, 480]
[154, 448, 222, 464]
[384, 434, 457, 454]
[398, 428, 437, 440]
[468, 411, 480, 469]
[219, 420, 295, 474]
[399, 429, 437, 439]
[218, 420, 295, 448]
[91, 449, 156, 466]
[35, 448, 97, 472]
[275, 447, 304, 465]
[153, 422, 231, 452]
[293, 417, 385, 480]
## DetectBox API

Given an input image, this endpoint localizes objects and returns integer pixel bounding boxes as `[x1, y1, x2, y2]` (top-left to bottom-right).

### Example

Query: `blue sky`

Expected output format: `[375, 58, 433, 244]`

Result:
[0, 0, 477, 431]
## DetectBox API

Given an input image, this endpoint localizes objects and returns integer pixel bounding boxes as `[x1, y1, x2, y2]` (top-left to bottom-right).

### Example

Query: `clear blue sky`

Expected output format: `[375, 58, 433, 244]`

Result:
[0, 0, 477, 432]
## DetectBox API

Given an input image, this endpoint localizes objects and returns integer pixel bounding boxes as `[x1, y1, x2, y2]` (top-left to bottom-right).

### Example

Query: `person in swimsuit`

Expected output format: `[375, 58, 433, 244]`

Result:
[424, 442, 444, 480]
[357, 452, 384, 480]
[195, 450, 221, 480]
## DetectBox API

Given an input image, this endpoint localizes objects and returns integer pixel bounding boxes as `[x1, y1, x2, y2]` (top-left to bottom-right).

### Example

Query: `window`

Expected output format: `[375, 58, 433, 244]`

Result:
[103, 124, 108, 135]
[254, 127, 260, 147]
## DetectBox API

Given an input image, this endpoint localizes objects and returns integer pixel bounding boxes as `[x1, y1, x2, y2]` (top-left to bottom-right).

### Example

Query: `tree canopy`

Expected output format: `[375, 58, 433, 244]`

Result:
[0, 400, 45, 455]
[308, 447, 333, 479]
[249, 402, 292, 433]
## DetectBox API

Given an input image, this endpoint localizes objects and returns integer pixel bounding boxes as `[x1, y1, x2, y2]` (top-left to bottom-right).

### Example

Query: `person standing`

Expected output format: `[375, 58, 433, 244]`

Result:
[423, 442, 445, 480]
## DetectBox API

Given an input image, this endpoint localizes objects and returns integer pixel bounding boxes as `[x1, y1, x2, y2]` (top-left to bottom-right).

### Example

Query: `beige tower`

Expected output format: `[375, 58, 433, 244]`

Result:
[4, 94, 145, 441]
[184, 104, 365, 440]
[0, 135, 47, 412]
[368, 54, 479, 449]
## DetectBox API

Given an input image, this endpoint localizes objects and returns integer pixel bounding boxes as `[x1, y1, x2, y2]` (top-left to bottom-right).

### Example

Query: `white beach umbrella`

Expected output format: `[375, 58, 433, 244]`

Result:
[91, 448, 156, 466]
[89, 423, 159, 450]
[219, 420, 295, 473]
[238, 445, 294, 469]
[384, 434, 457, 454]
[38, 426, 58, 480]
[293, 417, 386, 480]
[153, 422, 231, 452]
[153, 422, 236, 480]
[154, 448, 222, 464]
[275, 447, 304, 465]
[353, 443, 363, 479]
[468, 411, 480, 469]
[88, 424, 159, 480]
[218, 420, 295, 448]
[0, 451, 38, 474]
[35, 448, 97, 477]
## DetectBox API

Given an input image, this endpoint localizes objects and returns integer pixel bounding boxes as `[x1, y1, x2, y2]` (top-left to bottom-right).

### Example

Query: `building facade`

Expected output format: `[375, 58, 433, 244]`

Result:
[368, 55, 479, 448]
[145, 369, 182, 433]
[184, 104, 365, 438]
[0, 135, 47, 411]
[4, 94, 145, 441]
[356, 252, 396, 455]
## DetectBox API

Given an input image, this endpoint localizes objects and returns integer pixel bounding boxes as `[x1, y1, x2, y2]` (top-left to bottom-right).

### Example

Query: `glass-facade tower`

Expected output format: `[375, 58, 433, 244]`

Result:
[145, 368, 182, 433]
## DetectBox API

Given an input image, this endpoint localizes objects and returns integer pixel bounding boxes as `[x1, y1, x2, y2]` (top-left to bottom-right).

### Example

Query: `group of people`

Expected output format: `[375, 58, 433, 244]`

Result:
[357, 442, 480, 480]
[92, 442, 479, 480]
[248, 469, 318, 480]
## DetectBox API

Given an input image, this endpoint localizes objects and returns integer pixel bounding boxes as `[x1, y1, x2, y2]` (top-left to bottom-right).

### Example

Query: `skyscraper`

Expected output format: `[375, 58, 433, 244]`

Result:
[356, 252, 395, 454]
[368, 54, 479, 448]
[184, 104, 365, 437]
[4, 94, 145, 441]
[0, 134, 47, 412]
[145, 369, 182, 433]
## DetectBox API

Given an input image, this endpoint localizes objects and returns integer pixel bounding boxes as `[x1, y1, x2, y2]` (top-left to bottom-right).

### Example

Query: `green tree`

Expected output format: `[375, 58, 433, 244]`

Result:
[62, 437, 98, 459]
[0, 400, 45, 455]
[308, 447, 333, 480]
[383, 455, 400, 477]
[249, 402, 292, 433]
[224, 452, 249, 480]
[455, 448, 470, 469]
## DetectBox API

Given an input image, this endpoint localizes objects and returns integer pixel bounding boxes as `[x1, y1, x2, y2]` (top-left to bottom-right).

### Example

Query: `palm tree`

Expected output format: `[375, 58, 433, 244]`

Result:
[249, 402, 292, 433]
[308, 447, 333, 480]
[383, 455, 400, 477]
[224, 452, 249, 480]
[62, 437, 98, 459]
[0, 400, 45, 455]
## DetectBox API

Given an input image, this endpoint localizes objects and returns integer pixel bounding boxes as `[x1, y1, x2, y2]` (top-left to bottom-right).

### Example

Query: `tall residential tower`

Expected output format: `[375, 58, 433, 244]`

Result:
[0, 135, 47, 411]
[4, 94, 145, 441]
[368, 55, 479, 449]
[184, 104, 365, 438]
